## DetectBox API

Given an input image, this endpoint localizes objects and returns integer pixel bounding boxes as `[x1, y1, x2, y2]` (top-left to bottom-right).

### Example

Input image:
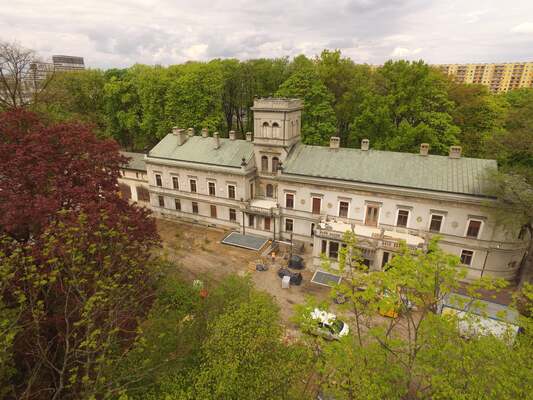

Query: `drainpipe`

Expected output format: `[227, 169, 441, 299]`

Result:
[242, 211, 246, 235]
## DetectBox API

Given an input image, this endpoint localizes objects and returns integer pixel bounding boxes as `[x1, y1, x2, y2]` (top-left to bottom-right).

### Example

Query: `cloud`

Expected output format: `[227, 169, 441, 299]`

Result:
[390, 47, 422, 58]
[1, 0, 532, 68]
[511, 22, 533, 33]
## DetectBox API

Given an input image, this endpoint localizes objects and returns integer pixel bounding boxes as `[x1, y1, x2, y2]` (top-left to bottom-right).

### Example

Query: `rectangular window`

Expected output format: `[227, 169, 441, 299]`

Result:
[190, 179, 197, 193]
[155, 174, 162, 187]
[172, 176, 179, 190]
[365, 205, 380, 226]
[466, 220, 482, 238]
[229, 208, 237, 222]
[460, 250, 474, 266]
[429, 214, 443, 232]
[192, 202, 198, 214]
[321, 240, 327, 254]
[158, 195, 164, 207]
[136, 186, 150, 202]
[210, 205, 217, 218]
[174, 198, 181, 211]
[312, 197, 321, 214]
[208, 182, 216, 196]
[396, 209, 409, 227]
[329, 242, 339, 259]
[264, 217, 271, 230]
[228, 185, 236, 199]
[285, 193, 294, 209]
[285, 218, 293, 232]
[339, 201, 349, 218]
[248, 215, 255, 227]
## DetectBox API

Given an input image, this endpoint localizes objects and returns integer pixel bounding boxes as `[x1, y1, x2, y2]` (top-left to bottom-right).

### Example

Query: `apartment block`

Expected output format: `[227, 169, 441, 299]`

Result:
[436, 62, 533, 92]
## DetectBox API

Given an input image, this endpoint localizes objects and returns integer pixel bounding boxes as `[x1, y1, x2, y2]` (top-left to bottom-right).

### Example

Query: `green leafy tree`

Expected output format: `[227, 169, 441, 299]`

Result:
[0, 210, 159, 399]
[351, 61, 459, 154]
[164, 61, 225, 134]
[315, 50, 374, 145]
[276, 61, 337, 145]
[485, 170, 533, 285]
[297, 231, 527, 399]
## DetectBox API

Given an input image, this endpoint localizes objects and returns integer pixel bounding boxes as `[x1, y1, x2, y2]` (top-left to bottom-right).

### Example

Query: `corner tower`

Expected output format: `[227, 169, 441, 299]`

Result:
[251, 98, 303, 148]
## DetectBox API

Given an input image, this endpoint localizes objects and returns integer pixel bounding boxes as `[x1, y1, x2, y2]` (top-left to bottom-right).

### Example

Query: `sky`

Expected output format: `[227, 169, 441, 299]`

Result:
[1, 0, 533, 69]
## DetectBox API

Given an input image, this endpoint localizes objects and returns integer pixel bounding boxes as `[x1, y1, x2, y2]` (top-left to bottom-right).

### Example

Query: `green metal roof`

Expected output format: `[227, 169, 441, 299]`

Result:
[148, 135, 254, 168]
[282, 143, 497, 196]
[120, 151, 146, 171]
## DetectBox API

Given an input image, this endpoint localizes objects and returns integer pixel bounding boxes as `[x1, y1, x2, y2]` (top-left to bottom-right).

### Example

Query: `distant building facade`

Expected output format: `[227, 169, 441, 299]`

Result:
[435, 62, 533, 92]
[29, 55, 85, 81]
[119, 98, 529, 282]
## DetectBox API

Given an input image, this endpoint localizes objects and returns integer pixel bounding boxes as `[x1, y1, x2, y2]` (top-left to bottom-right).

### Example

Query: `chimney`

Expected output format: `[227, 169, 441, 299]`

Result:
[420, 143, 429, 156]
[229, 130, 236, 140]
[172, 127, 188, 146]
[449, 145, 462, 159]
[187, 127, 195, 137]
[361, 138, 370, 151]
[329, 136, 340, 149]
[213, 132, 220, 149]
[245, 131, 253, 141]
[201, 128, 208, 138]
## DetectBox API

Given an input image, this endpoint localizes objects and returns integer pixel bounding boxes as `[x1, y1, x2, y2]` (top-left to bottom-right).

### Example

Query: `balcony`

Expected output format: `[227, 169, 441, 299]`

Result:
[315, 218, 425, 250]
[243, 198, 279, 216]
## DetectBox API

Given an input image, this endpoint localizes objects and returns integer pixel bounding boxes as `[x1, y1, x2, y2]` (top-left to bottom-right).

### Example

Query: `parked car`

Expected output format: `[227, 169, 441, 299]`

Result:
[309, 308, 349, 340]
[288, 254, 305, 269]
[277, 268, 303, 285]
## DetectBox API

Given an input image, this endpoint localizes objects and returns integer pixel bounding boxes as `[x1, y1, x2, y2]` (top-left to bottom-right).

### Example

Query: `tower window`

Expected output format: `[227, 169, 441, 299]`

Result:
[266, 184, 274, 198]
[261, 156, 268, 172]
[272, 157, 279, 173]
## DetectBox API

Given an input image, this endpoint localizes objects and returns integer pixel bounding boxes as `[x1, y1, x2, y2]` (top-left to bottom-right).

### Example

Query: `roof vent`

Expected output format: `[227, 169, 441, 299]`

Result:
[187, 127, 195, 137]
[449, 145, 462, 159]
[172, 127, 188, 146]
[329, 136, 340, 149]
[229, 130, 236, 140]
[213, 132, 220, 149]
[245, 132, 253, 141]
[420, 143, 429, 156]
[201, 128, 208, 138]
[361, 138, 370, 151]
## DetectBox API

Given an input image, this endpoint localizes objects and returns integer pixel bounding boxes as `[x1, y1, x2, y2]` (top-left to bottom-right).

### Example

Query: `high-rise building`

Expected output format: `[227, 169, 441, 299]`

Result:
[435, 62, 533, 93]
[28, 55, 85, 81]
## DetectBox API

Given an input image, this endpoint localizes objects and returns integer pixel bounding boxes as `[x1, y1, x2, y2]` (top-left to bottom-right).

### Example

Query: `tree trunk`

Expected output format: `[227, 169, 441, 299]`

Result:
[517, 234, 533, 287]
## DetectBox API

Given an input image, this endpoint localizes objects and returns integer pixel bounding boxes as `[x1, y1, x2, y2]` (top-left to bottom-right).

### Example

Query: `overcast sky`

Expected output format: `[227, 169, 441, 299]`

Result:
[2, 0, 533, 68]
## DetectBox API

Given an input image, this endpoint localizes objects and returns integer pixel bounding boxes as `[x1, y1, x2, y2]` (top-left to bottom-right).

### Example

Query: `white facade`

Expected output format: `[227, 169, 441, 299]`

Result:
[121, 98, 529, 282]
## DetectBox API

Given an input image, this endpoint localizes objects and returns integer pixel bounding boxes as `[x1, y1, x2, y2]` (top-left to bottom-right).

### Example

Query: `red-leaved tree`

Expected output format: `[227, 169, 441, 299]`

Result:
[0, 108, 155, 242]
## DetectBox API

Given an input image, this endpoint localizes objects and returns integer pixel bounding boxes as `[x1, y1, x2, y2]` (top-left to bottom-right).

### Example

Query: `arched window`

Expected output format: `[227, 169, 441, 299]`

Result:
[262, 121, 269, 136]
[266, 184, 274, 198]
[261, 155, 268, 172]
[272, 122, 280, 138]
[272, 157, 279, 173]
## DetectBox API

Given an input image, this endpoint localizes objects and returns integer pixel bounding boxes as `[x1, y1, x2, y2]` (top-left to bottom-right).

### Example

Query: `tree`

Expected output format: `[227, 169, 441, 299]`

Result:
[350, 61, 460, 154]
[164, 62, 225, 135]
[485, 170, 533, 285]
[0, 210, 159, 399]
[189, 291, 309, 399]
[447, 83, 506, 158]
[315, 50, 374, 145]
[0, 108, 154, 242]
[297, 231, 528, 399]
[33, 69, 107, 132]
[0, 41, 53, 109]
[276, 62, 337, 145]
[485, 88, 533, 183]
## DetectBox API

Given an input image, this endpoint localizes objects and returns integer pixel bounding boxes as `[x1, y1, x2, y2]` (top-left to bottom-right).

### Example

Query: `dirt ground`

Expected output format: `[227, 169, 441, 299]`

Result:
[156, 219, 331, 328]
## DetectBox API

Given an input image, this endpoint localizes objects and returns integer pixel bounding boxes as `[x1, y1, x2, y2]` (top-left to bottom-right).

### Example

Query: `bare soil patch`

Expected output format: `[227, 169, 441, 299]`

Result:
[156, 219, 330, 327]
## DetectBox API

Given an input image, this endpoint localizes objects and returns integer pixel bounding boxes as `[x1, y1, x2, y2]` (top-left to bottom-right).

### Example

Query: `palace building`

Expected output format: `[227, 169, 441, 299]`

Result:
[118, 98, 529, 281]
